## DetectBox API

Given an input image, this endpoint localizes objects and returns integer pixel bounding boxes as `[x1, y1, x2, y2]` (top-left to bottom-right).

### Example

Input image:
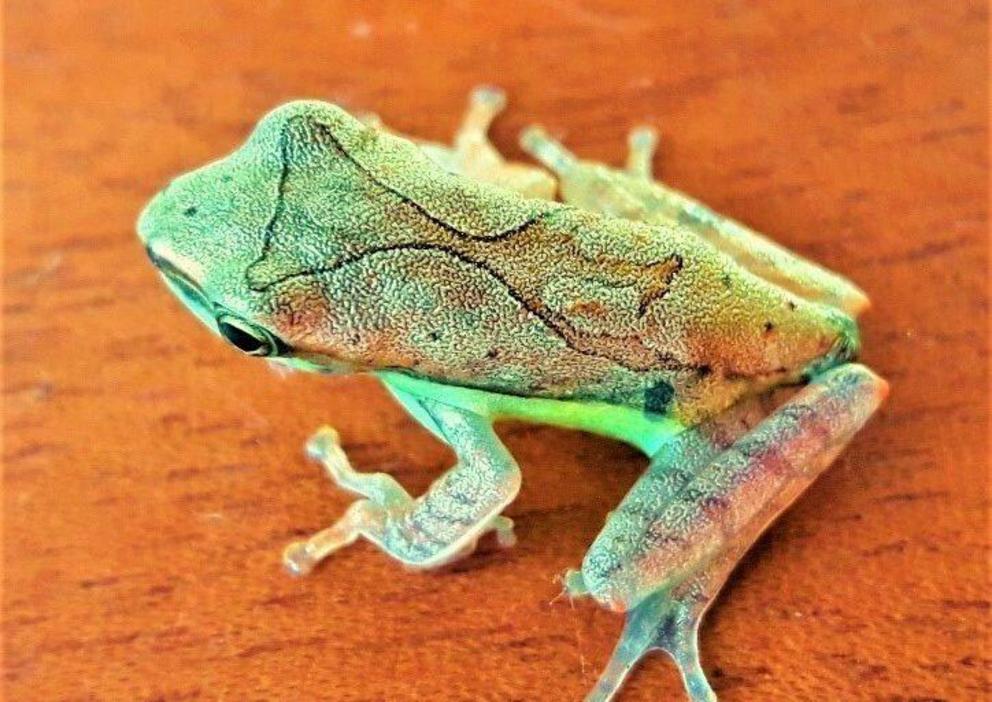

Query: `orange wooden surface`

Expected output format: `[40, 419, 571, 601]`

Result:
[3, 2, 989, 700]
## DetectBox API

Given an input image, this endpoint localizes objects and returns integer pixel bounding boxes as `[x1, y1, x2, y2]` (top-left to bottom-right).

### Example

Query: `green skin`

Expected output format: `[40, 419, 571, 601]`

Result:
[138, 88, 886, 702]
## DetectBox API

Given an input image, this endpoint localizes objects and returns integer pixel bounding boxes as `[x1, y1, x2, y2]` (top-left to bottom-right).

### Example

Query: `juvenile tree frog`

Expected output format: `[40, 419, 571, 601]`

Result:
[138, 87, 886, 702]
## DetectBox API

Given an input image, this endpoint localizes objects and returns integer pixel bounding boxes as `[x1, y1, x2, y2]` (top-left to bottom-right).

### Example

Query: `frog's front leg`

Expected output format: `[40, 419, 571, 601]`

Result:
[283, 398, 520, 575]
[570, 364, 887, 702]
[451, 86, 558, 200]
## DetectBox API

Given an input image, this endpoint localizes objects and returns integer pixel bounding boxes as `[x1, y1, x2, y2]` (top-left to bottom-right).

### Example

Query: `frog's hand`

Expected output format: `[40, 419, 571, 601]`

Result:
[572, 363, 887, 702]
[283, 398, 520, 575]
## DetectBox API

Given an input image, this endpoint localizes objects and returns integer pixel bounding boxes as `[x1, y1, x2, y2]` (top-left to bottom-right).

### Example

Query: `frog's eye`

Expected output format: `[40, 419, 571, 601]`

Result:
[216, 315, 281, 357]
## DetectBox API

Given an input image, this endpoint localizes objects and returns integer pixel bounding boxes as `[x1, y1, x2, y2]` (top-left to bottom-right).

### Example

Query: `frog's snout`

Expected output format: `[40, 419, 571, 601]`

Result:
[136, 194, 157, 244]
[136, 185, 171, 245]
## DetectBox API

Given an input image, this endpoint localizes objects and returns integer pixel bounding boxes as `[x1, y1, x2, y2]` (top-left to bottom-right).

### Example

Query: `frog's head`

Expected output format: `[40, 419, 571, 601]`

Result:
[137, 101, 372, 374]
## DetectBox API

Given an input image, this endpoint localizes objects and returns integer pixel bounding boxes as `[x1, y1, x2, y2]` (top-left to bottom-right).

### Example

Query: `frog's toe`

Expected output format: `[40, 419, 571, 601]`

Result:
[585, 591, 715, 702]
[469, 84, 507, 112]
[563, 568, 589, 598]
[305, 425, 341, 461]
[489, 515, 517, 548]
[282, 540, 320, 577]
[626, 125, 659, 180]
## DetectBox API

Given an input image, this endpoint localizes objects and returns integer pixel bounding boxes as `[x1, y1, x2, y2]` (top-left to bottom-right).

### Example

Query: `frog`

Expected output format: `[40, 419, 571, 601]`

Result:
[137, 87, 887, 702]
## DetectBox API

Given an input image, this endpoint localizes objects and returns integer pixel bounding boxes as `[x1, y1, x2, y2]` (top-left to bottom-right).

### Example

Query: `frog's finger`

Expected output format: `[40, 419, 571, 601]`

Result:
[283, 500, 371, 576]
[305, 425, 411, 508]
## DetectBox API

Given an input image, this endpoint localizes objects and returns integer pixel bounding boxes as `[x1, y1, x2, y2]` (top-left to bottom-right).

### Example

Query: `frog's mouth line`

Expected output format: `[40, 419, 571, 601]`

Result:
[146, 246, 218, 332]
[161, 271, 218, 333]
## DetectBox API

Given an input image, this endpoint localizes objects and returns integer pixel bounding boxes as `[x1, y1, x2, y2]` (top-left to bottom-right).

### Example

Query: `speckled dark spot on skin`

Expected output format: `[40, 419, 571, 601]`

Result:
[485, 348, 499, 359]
[644, 379, 675, 414]
[763, 321, 775, 334]
[787, 300, 797, 311]
[183, 206, 198, 217]
[702, 495, 729, 512]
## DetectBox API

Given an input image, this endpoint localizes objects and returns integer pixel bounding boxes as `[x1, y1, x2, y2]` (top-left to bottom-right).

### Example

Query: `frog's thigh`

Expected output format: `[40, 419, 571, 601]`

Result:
[576, 364, 887, 702]
[283, 398, 521, 575]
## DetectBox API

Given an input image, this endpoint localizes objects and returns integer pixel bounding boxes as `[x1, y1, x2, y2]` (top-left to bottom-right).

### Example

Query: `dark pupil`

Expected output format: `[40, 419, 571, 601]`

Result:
[219, 321, 268, 355]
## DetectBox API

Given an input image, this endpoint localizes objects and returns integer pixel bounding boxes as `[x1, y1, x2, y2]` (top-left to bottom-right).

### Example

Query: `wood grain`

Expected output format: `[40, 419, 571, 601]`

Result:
[3, 2, 988, 700]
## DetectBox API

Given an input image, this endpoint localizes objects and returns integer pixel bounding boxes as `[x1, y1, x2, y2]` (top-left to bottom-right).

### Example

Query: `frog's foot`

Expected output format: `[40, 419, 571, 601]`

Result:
[587, 587, 713, 702]
[578, 364, 887, 701]
[625, 126, 659, 181]
[450, 86, 557, 200]
[561, 567, 591, 599]
[283, 402, 521, 575]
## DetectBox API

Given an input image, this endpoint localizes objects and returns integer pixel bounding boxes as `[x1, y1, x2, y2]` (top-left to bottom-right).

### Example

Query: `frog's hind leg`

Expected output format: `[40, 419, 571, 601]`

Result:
[520, 126, 869, 316]
[620, 122, 870, 315]
[571, 364, 887, 701]
[283, 398, 520, 575]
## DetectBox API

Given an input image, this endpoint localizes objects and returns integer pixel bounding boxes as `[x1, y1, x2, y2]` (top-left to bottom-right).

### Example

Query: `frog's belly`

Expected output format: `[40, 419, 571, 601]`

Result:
[377, 370, 683, 457]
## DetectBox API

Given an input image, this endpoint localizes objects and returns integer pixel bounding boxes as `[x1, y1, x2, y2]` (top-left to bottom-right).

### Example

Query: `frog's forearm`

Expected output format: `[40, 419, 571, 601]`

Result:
[395, 397, 521, 567]
[284, 398, 520, 574]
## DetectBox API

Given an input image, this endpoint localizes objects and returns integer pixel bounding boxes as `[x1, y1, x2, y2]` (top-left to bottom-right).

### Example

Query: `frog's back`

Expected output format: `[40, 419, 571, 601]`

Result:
[248, 102, 855, 424]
